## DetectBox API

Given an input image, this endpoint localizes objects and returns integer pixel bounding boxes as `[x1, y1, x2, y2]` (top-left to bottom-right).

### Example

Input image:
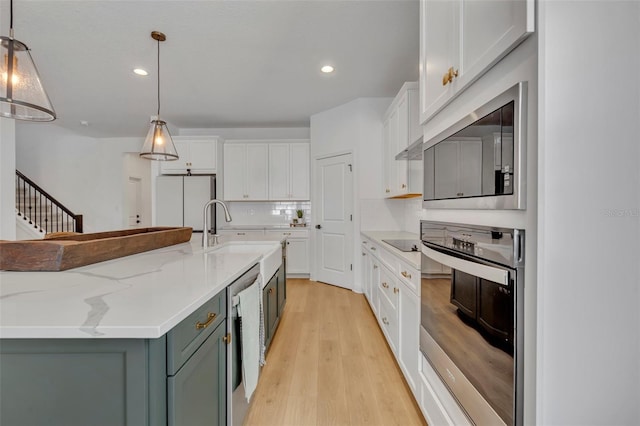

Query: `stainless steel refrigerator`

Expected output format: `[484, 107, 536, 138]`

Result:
[156, 175, 216, 233]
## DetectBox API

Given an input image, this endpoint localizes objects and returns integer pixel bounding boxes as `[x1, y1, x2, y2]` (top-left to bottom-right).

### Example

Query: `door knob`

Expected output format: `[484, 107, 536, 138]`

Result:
[315, 224, 322, 229]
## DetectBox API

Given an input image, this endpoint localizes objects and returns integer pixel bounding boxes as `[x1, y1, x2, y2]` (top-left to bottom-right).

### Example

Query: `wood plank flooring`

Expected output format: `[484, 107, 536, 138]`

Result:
[244, 279, 427, 426]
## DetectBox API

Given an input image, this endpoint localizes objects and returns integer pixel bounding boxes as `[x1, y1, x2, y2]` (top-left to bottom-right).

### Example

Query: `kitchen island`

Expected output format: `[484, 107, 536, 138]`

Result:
[0, 236, 281, 426]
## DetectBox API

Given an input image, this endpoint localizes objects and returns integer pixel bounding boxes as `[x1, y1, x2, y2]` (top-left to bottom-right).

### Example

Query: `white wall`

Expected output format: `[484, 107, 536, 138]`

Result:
[0, 119, 16, 240]
[309, 97, 393, 291]
[16, 123, 145, 233]
[537, 2, 640, 424]
[419, 34, 539, 424]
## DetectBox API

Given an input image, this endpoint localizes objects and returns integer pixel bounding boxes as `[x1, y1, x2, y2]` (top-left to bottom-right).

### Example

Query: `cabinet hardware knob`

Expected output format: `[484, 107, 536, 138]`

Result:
[223, 333, 231, 344]
[373, 265, 378, 269]
[393, 287, 399, 294]
[401, 271, 412, 279]
[457, 192, 464, 196]
[385, 189, 390, 193]
[195, 312, 217, 330]
[401, 184, 407, 189]
[268, 288, 274, 294]
[371, 247, 376, 251]
[362, 253, 366, 256]
[382, 282, 389, 288]
[442, 67, 459, 86]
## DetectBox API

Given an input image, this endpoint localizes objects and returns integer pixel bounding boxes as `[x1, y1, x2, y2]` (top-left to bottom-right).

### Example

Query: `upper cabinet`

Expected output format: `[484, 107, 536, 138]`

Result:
[160, 137, 219, 175]
[268, 142, 310, 201]
[223, 140, 310, 201]
[223, 143, 269, 201]
[419, 0, 534, 124]
[383, 82, 422, 198]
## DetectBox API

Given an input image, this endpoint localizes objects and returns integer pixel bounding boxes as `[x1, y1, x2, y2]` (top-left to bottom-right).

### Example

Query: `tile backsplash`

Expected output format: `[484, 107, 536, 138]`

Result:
[225, 201, 311, 227]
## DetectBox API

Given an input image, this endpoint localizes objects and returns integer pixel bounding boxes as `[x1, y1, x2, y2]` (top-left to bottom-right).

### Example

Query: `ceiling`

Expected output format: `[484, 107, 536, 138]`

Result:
[2, 0, 419, 138]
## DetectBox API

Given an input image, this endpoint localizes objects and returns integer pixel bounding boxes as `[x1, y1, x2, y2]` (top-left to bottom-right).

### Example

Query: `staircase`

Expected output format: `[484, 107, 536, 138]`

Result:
[15, 170, 83, 235]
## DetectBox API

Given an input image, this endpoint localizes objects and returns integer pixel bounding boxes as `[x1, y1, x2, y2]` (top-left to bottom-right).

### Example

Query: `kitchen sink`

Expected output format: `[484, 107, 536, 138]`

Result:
[210, 241, 282, 286]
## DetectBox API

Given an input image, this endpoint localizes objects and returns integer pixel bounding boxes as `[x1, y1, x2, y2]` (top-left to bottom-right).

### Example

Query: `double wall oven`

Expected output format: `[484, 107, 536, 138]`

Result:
[420, 221, 525, 425]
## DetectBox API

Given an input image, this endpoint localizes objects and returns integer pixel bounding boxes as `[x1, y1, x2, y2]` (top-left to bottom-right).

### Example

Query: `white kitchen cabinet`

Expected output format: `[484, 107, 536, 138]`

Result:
[382, 82, 422, 198]
[268, 142, 310, 201]
[361, 233, 424, 404]
[160, 137, 219, 175]
[223, 143, 268, 201]
[419, 0, 534, 124]
[266, 229, 309, 275]
[286, 238, 309, 275]
[398, 277, 420, 394]
[378, 265, 399, 355]
[216, 229, 265, 241]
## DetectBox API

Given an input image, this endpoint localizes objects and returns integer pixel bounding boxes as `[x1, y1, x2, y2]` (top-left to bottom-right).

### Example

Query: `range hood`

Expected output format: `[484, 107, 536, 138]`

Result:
[395, 136, 424, 160]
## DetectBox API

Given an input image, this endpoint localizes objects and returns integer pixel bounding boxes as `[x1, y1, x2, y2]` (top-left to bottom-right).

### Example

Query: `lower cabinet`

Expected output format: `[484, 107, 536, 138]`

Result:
[0, 289, 228, 426]
[263, 266, 286, 351]
[398, 279, 420, 393]
[167, 320, 226, 426]
[361, 234, 422, 404]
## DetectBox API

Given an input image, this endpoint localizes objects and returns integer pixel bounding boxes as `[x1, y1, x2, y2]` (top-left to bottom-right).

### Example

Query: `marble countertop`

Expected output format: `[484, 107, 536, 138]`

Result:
[0, 236, 277, 339]
[361, 230, 421, 270]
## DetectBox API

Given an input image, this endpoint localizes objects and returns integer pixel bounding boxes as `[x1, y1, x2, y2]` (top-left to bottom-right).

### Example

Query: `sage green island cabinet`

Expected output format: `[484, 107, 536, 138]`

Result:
[0, 289, 227, 426]
[263, 265, 287, 351]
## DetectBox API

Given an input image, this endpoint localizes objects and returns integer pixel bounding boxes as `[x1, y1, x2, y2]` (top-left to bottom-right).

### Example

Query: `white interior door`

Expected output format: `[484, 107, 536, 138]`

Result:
[127, 177, 142, 228]
[315, 153, 353, 289]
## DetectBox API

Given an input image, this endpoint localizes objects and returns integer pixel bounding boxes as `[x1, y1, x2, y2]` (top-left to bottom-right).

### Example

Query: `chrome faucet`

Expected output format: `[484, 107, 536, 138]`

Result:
[202, 199, 232, 248]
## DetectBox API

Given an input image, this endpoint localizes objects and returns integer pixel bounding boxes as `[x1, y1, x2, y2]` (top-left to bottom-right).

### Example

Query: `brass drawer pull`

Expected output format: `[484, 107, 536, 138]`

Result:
[393, 287, 399, 294]
[401, 271, 412, 279]
[373, 265, 378, 269]
[196, 312, 217, 330]
[382, 282, 389, 289]
[371, 247, 376, 251]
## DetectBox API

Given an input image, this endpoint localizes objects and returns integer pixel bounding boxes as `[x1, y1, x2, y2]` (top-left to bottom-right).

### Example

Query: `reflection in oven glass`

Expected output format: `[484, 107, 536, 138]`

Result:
[422, 274, 514, 424]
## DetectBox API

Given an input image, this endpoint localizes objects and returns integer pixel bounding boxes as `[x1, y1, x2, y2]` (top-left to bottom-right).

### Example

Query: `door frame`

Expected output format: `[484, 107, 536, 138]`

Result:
[310, 150, 355, 288]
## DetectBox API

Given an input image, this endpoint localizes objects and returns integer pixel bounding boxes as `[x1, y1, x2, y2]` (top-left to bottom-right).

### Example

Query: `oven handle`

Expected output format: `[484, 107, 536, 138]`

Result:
[422, 245, 510, 286]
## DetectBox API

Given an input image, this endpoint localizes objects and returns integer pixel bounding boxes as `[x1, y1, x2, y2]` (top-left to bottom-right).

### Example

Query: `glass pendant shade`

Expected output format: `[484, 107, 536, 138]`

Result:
[140, 119, 178, 160]
[0, 36, 56, 121]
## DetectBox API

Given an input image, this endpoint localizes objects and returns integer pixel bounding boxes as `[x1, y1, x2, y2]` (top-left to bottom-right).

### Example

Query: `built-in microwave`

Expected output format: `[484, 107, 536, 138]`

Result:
[423, 82, 527, 210]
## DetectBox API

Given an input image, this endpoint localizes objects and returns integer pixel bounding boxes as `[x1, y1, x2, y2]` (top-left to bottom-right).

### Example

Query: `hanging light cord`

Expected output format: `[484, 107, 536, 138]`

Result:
[156, 36, 161, 116]
[9, 0, 14, 36]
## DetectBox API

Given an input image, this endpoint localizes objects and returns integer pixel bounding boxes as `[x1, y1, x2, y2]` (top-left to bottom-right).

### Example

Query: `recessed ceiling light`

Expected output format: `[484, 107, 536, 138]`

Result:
[133, 68, 148, 76]
[321, 65, 334, 73]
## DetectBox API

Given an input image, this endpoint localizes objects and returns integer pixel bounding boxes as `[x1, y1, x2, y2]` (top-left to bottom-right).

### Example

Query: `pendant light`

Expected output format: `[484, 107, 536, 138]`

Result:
[0, 0, 56, 121]
[140, 31, 178, 161]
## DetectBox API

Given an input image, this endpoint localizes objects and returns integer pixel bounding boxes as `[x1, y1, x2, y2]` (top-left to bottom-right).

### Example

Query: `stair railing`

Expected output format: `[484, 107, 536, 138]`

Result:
[15, 170, 83, 234]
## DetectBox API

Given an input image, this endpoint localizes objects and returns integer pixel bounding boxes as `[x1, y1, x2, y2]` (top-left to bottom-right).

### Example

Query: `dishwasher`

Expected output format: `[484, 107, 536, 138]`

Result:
[227, 263, 261, 426]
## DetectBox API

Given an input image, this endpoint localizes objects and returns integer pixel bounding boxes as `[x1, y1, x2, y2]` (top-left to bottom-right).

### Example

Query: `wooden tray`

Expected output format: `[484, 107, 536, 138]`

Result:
[0, 227, 192, 272]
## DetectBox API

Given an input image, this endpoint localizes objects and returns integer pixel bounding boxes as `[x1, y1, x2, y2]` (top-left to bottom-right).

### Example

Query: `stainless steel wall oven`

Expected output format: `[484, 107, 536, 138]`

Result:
[423, 82, 527, 210]
[420, 221, 524, 425]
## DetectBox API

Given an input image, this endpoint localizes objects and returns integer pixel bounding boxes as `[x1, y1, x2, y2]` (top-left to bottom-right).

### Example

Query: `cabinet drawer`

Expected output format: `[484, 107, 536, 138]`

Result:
[396, 258, 420, 296]
[379, 266, 398, 310]
[167, 290, 226, 375]
[217, 230, 265, 241]
[266, 229, 309, 238]
[378, 291, 398, 354]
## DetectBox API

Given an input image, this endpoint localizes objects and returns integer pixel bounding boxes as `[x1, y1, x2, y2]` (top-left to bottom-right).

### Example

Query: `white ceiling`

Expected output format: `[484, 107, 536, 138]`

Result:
[2, 0, 419, 138]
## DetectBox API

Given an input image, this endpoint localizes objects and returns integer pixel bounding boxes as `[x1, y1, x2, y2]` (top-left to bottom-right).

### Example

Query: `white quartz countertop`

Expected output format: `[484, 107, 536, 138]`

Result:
[0, 236, 272, 339]
[361, 230, 421, 270]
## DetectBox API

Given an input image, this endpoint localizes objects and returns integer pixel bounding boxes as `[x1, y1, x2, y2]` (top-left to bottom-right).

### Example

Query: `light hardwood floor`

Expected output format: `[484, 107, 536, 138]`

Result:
[244, 279, 427, 426]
